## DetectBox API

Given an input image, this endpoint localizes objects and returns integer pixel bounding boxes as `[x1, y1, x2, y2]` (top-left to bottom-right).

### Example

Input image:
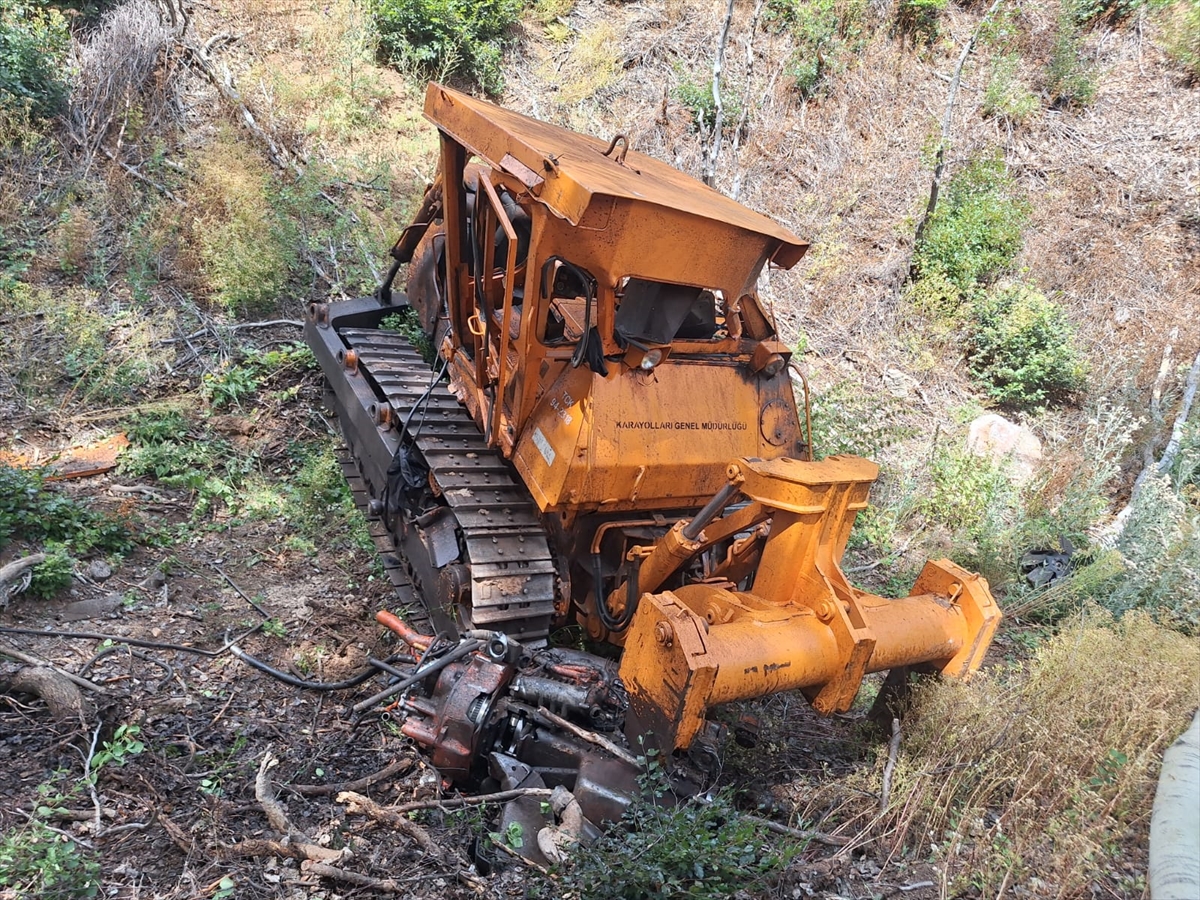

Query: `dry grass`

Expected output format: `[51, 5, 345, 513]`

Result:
[876, 611, 1200, 897]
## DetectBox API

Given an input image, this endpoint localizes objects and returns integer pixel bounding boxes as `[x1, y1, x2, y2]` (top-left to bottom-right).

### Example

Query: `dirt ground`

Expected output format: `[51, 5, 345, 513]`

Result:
[0, 354, 952, 900]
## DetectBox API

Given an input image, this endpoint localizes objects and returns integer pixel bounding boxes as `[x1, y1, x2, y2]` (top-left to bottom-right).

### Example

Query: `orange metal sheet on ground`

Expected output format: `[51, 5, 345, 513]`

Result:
[0, 433, 130, 480]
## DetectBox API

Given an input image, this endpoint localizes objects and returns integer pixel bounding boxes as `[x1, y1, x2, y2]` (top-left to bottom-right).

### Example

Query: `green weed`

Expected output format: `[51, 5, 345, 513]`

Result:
[674, 74, 744, 136]
[982, 53, 1040, 125]
[381, 307, 434, 362]
[810, 379, 915, 459]
[0, 465, 133, 557]
[27, 541, 74, 599]
[551, 766, 792, 899]
[965, 282, 1086, 409]
[0, 817, 99, 898]
[912, 156, 1029, 300]
[1046, 14, 1097, 108]
[201, 365, 261, 409]
[1159, 0, 1200, 79]
[0, 1, 70, 119]
[372, 0, 524, 95]
[765, 0, 868, 97]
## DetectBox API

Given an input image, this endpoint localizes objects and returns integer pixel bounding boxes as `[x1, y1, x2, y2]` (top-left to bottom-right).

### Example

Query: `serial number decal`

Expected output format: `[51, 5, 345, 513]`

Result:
[532, 427, 556, 466]
[548, 389, 574, 425]
[614, 421, 748, 431]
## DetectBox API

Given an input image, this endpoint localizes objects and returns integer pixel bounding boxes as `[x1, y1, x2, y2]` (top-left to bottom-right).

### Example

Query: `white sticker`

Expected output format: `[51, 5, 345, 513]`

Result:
[532, 427, 556, 467]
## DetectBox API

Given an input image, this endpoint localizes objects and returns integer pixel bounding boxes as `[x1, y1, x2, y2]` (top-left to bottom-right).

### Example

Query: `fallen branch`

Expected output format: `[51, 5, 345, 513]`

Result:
[337, 791, 447, 862]
[0, 553, 45, 605]
[342, 786, 555, 817]
[291, 757, 414, 796]
[157, 319, 304, 344]
[255, 750, 351, 863]
[0, 641, 106, 694]
[744, 815, 849, 848]
[220, 838, 346, 862]
[536, 706, 642, 770]
[879, 717, 902, 814]
[301, 861, 405, 893]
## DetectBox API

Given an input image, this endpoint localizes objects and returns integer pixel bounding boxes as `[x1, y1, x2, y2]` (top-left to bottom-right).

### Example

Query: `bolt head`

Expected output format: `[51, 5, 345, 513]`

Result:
[654, 621, 674, 646]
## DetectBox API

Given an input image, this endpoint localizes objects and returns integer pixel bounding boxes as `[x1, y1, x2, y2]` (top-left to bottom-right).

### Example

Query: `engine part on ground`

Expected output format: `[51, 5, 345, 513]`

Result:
[376, 611, 640, 828]
[1020, 535, 1076, 589]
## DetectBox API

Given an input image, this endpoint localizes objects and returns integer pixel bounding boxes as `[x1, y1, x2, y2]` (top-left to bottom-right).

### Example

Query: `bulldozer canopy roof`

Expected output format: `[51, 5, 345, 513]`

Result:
[424, 84, 808, 269]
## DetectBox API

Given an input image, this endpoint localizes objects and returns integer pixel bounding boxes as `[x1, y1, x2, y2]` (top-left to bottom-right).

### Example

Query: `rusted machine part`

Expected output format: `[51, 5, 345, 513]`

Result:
[617, 455, 1001, 753]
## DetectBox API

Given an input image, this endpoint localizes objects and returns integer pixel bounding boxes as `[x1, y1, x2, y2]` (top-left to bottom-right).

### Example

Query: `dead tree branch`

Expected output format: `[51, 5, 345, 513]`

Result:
[337, 791, 449, 863]
[536, 705, 643, 769]
[702, 0, 736, 187]
[745, 815, 850, 847]
[879, 717, 903, 813]
[0, 553, 45, 606]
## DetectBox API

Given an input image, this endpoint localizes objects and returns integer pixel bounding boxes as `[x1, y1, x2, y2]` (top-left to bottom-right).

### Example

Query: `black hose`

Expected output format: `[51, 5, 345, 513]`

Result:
[592, 554, 640, 633]
[228, 645, 410, 692]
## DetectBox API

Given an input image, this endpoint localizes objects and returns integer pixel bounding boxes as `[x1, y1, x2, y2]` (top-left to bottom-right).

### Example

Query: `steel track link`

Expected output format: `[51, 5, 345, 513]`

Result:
[339, 328, 556, 645]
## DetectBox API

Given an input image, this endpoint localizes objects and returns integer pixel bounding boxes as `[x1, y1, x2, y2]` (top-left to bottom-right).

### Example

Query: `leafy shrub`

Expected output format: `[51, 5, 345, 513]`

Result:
[912, 156, 1029, 298]
[966, 282, 1086, 408]
[0, 1, 70, 119]
[0, 816, 100, 898]
[982, 53, 1040, 124]
[674, 75, 743, 135]
[1045, 15, 1097, 107]
[372, 0, 523, 95]
[28, 542, 74, 599]
[0, 465, 131, 554]
[810, 379, 914, 458]
[765, 0, 868, 97]
[553, 771, 791, 899]
[1082, 475, 1200, 632]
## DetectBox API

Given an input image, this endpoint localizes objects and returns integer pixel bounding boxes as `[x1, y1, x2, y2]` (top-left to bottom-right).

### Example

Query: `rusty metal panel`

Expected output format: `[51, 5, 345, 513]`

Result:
[423, 83, 808, 266]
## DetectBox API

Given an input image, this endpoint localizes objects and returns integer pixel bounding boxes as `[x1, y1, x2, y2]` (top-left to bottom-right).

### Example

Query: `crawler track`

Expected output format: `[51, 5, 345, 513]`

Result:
[336, 328, 556, 645]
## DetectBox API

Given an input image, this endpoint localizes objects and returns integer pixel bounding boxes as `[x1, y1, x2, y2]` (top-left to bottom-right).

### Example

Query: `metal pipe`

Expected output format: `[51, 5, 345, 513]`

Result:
[682, 480, 744, 541]
[351, 640, 481, 713]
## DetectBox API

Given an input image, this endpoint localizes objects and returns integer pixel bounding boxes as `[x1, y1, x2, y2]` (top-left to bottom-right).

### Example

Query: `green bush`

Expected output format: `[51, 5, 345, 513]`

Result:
[982, 53, 1040, 124]
[1045, 15, 1097, 107]
[765, 0, 868, 97]
[912, 156, 1029, 298]
[0, 465, 132, 554]
[0, 817, 100, 898]
[673, 76, 743, 136]
[966, 282, 1086, 408]
[28, 541, 74, 599]
[372, 0, 524, 95]
[0, 1, 70, 119]
[552, 773, 791, 899]
[1084, 475, 1200, 633]
[810, 379, 915, 458]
